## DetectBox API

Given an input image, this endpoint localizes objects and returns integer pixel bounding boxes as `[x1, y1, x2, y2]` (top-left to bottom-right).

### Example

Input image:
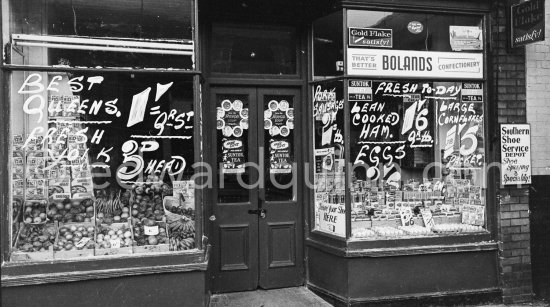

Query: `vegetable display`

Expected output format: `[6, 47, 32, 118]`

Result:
[11, 178, 197, 260]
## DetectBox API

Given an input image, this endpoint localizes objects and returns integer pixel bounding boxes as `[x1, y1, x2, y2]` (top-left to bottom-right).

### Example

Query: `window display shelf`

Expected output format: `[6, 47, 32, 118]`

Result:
[2, 244, 209, 287]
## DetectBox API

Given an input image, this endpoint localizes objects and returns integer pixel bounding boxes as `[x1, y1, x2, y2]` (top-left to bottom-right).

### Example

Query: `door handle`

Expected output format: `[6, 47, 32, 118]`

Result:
[248, 209, 267, 218]
[209, 215, 216, 221]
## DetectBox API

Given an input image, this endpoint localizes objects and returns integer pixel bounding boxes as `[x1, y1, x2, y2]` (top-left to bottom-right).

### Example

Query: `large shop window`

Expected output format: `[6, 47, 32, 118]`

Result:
[9, 71, 198, 261]
[4, 0, 200, 263]
[312, 9, 488, 241]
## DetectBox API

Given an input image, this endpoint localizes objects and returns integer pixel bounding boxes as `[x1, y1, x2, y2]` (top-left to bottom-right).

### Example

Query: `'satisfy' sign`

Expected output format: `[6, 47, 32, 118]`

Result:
[511, 0, 545, 47]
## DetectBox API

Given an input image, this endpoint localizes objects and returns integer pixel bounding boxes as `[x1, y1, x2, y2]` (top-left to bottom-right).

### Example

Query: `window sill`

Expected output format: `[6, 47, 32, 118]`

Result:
[1, 246, 210, 287]
[306, 233, 497, 258]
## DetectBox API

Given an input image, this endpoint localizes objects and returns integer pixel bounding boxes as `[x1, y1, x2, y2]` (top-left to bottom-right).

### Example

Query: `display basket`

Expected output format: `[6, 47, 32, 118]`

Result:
[94, 221, 133, 256]
[48, 197, 95, 223]
[94, 190, 131, 225]
[23, 199, 50, 225]
[132, 220, 170, 254]
[163, 195, 194, 220]
[54, 222, 96, 259]
[11, 222, 55, 262]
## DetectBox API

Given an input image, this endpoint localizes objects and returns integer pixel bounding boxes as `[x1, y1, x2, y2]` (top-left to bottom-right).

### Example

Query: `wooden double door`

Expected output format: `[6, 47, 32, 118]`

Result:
[209, 87, 304, 293]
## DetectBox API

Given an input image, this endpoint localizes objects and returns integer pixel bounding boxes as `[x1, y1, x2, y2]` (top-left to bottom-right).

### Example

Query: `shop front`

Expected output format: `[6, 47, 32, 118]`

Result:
[305, 2, 501, 305]
[1, 0, 522, 306]
[1, 1, 209, 306]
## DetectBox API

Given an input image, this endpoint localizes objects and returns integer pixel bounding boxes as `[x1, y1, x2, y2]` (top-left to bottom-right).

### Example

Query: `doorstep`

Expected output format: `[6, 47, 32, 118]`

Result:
[210, 287, 332, 307]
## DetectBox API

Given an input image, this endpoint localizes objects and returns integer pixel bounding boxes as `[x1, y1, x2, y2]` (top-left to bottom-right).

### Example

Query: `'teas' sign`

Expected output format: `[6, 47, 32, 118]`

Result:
[511, 0, 545, 47]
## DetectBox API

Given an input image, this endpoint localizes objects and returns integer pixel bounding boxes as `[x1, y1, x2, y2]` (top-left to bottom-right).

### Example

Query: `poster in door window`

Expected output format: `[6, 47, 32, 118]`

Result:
[221, 138, 245, 174]
[264, 99, 294, 174]
[269, 140, 292, 174]
[217, 99, 249, 137]
[217, 99, 249, 173]
[264, 99, 293, 137]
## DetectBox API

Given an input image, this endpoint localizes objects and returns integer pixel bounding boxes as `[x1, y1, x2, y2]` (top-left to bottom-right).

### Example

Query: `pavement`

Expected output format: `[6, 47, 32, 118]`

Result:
[210, 287, 550, 307]
[477, 301, 549, 307]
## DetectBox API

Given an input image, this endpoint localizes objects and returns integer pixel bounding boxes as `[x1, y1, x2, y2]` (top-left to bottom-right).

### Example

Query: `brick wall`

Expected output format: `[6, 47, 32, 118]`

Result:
[491, 0, 533, 304]
[525, 1, 550, 301]
[525, 2, 550, 176]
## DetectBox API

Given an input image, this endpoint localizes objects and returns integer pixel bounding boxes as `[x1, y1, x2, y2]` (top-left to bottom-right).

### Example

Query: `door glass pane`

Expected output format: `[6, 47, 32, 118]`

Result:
[216, 94, 251, 203]
[210, 24, 297, 75]
[263, 95, 295, 201]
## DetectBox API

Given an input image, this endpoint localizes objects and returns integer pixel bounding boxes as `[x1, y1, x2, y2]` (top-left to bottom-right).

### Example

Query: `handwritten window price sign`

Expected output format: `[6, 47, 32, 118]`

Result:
[500, 124, 532, 185]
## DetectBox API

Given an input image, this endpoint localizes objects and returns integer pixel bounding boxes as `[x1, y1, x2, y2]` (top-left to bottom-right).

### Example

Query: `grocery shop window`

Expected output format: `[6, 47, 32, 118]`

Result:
[9, 71, 198, 262]
[210, 23, 297, 75]
[347, 80, 487, 240]
[5, 0, 194, 69]
[312, 79, 347, 237]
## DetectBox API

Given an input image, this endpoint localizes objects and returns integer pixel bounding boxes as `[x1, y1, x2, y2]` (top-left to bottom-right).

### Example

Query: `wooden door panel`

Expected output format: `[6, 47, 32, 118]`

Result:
[219, 224, 251, 271]
[267, 221, 296, 268]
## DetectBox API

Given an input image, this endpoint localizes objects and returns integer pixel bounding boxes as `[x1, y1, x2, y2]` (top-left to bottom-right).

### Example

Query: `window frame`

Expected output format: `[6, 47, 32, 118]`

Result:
[307, 6, 498, 252]
[1, 0, 209, 285]
[207, 22, 303, 80]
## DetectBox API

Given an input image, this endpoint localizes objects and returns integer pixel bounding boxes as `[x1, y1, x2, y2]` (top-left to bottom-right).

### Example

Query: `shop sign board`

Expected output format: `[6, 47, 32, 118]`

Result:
[348, 27, 392, 48]
[500, 124, 532, 185]
[346, 48, 483, 79]
[511, 0, 545, 48]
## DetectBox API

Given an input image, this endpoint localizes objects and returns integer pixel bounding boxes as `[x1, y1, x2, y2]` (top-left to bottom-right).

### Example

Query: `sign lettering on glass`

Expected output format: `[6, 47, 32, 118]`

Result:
[15, 72, 194, 198]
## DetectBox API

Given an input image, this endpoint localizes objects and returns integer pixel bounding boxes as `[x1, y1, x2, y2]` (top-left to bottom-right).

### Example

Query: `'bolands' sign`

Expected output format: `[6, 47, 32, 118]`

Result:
[511, 0, 545, 48]
[347, 48, 483, 79]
